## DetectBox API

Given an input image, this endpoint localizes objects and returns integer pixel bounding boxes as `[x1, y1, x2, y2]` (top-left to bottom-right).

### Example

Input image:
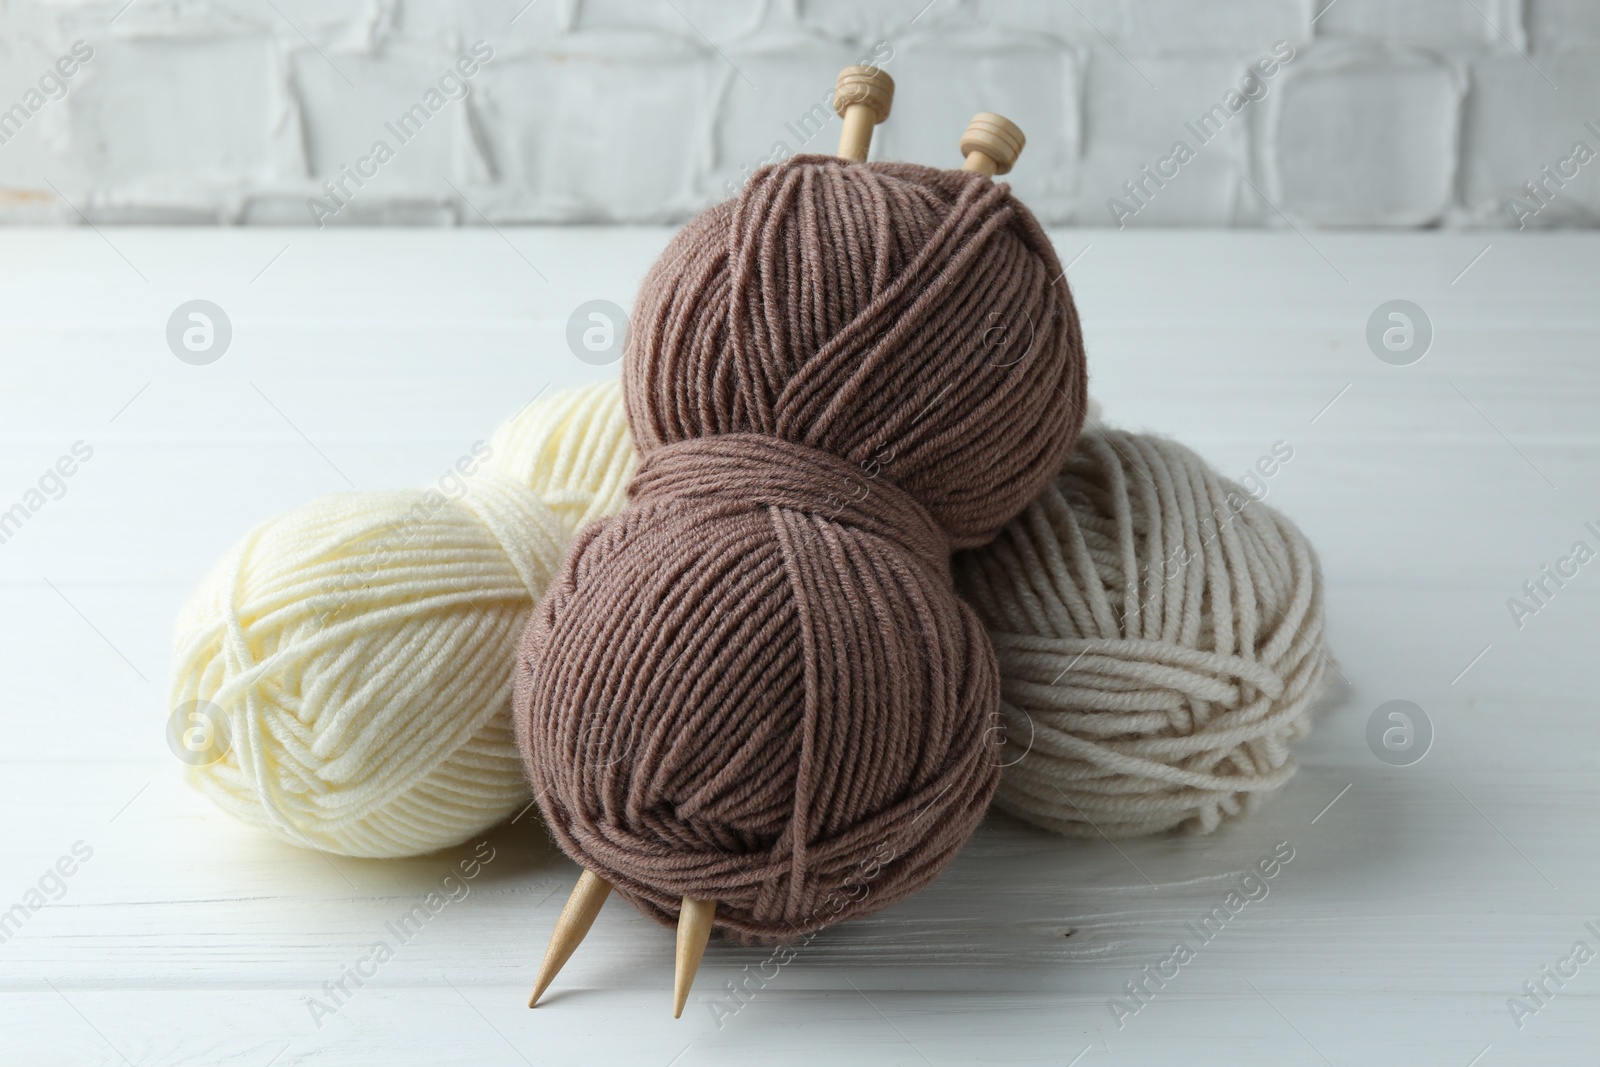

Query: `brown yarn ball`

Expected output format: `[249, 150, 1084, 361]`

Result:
[514, 155, 1086, 944]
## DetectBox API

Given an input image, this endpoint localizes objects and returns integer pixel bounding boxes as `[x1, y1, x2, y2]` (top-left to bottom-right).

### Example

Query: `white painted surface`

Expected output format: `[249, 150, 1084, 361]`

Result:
[1, 226, 1598, 1065]
[0, 0, 1596, 228]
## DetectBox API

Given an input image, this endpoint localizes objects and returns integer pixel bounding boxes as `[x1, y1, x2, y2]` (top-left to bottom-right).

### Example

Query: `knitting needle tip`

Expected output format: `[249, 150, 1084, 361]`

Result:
[529, 869, 612, 1008]
[672, 896, 717, 1018]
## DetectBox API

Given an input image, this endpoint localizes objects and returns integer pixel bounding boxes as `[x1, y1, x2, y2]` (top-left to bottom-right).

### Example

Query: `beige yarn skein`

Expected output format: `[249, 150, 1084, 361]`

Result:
[170, 381, 635, 858]
[955, 425, 1331, 838]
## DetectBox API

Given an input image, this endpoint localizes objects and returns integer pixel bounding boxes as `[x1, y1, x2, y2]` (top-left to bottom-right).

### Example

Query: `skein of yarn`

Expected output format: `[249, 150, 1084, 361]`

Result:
[954, 426, 1330, 839]
[514, 153, 1088, 947]
[170, 381, 635, 858]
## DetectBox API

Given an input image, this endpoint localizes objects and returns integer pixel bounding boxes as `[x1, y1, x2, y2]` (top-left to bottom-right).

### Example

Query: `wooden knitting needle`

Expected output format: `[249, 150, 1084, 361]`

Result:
[833, 65, 895, 162]
[665, 65, 895, 1019]
[960, 112, 1026, 176]
[528, 869, 612, 1007]
[666, 69, 900, 1017]
[530, 70, 892, 1015]
[673, 897, 717, 1018]
[529, 874, 719, 1017]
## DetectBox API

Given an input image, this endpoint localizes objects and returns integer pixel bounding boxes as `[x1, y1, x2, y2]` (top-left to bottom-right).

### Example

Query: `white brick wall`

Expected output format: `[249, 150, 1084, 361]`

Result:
[0, 0, 1594, 227]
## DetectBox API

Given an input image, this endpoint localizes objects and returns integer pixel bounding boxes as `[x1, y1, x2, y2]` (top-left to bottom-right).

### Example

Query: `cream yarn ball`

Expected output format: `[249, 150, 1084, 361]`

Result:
[170, 380, 635, 858]
[955, 425, 1331, 838]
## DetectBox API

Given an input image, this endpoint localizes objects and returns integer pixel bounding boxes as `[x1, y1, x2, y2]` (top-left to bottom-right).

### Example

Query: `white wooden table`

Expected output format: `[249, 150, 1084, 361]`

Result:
[1, 226, 1596, 1066]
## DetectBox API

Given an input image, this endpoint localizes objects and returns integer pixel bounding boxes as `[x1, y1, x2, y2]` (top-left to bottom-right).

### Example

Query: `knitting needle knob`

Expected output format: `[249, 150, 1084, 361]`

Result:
[529, 869, 613, 1008]
[961, 112, 1026, 176]
[673, 896, 717, 1018]
[833, 65, 895, 162]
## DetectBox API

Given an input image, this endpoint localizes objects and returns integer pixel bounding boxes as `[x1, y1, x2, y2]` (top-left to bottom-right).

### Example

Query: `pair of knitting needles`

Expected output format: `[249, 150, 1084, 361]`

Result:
[527, 66, 1026, 1018]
